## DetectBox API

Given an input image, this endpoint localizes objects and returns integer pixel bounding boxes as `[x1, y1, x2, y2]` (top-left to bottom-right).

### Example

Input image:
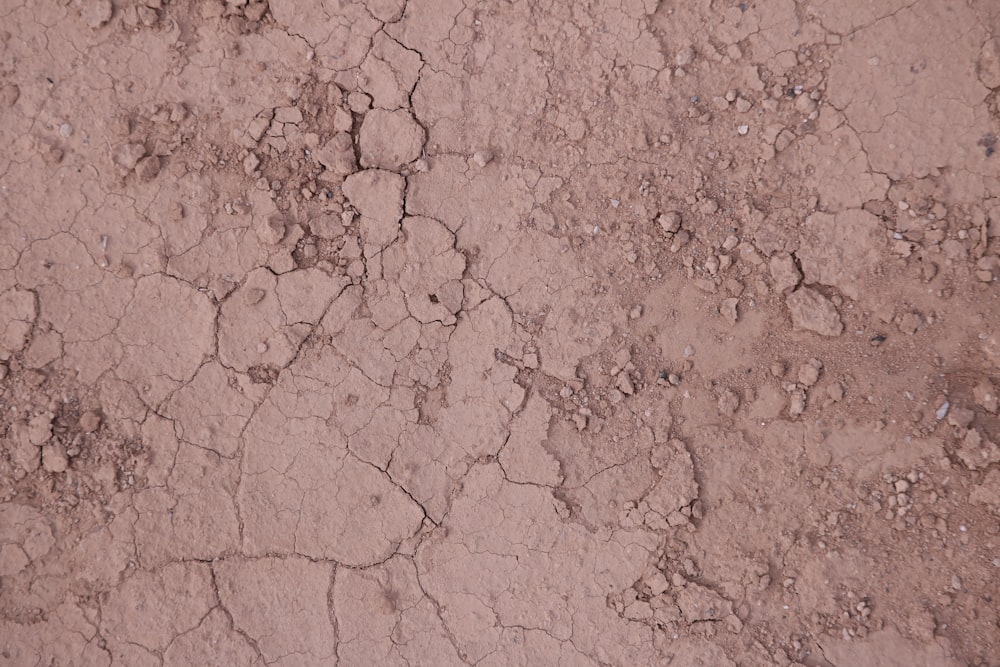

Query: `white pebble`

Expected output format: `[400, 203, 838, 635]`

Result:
[472, 151, 493, 167]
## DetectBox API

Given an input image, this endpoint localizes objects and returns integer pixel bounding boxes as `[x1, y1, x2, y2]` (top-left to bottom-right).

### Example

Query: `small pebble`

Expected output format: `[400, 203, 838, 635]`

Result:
[78, 410, 101, 433]
[798, 359, 822, 386]
[788, 389, 806, 417]
[617, 372, 635, 396]
[42, 442, 69, 473]
[670, 230, 691, 252]
[472, 151, 493, 168]
[719, 297, 738, 324]
[658, 211, 681, 234]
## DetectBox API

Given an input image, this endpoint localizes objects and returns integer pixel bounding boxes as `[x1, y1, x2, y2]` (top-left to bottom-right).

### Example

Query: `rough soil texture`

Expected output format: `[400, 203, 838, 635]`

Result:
[1, 1, 1000, 665]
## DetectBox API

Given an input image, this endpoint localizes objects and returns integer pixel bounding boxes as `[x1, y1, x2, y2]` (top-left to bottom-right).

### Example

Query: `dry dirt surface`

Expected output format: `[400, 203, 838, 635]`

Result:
[2, 0, 1000, 665]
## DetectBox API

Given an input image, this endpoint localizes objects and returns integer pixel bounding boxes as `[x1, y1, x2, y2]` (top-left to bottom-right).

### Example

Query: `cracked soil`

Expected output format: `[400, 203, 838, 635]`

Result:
[2, 0, 1000, 665]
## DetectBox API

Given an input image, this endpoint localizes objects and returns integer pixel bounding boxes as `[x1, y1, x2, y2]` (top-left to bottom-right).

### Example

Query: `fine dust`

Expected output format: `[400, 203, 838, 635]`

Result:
[1, 1, 1000, 665]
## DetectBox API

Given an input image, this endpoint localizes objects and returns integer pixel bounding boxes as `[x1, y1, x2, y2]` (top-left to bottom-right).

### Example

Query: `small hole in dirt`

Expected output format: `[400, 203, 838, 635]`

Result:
[428, 293, 439, 304]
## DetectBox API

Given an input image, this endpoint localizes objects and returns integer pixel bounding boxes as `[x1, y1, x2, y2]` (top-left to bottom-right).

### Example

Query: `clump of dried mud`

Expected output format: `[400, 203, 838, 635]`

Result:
[1, 1, 999, 665]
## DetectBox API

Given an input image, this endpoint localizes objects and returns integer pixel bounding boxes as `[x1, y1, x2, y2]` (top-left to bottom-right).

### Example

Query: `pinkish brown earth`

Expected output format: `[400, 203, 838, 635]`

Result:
[1, 1, 1000, 665]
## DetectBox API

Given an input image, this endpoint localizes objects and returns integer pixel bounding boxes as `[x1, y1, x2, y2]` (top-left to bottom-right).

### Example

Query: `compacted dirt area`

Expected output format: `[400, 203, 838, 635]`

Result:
[2, 0, 1000, 665]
